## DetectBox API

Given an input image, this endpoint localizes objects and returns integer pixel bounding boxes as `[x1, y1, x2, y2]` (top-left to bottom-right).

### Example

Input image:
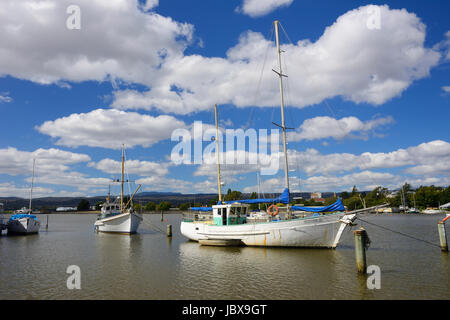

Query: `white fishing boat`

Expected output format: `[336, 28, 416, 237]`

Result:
[94, 145, 142, 234]
[182, 202, 357, 248]
[180, 21, 358, 248]
[7, 159, 40, 235]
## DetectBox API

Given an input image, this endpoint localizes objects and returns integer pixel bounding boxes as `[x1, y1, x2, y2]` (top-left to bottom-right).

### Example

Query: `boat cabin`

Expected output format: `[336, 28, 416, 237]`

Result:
[100, 197, 122, 219]
[212, 203, 249, 226]
[102, 203, 121, 212]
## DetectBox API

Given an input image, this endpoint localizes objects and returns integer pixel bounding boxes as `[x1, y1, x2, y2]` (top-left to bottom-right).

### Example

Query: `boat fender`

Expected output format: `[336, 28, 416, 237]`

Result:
[267, 204, 279, 216]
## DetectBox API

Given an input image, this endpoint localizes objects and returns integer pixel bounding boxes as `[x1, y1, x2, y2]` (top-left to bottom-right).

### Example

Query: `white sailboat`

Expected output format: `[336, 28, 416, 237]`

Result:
[7, 159, 40, 235]
[94, 145, 142, 234]
[180, 21, 358, 248]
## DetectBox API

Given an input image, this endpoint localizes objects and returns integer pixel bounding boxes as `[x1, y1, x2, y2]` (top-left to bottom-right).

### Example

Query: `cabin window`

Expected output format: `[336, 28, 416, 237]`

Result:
[217, 208, 222, 216]
[222, 209, 227, 225]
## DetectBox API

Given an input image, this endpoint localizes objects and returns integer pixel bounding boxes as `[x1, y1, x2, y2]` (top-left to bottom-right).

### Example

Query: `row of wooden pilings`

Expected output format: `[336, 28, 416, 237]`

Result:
[354, 217, 448, 274]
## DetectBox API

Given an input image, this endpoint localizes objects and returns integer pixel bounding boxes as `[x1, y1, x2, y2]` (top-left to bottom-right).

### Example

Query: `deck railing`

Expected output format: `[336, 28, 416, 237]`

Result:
[182, 212, 214, 223]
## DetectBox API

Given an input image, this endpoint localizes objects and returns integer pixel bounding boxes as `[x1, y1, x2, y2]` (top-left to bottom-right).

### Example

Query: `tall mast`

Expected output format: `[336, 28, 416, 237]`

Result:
[274, 20, 290, 191]
[121, 144, 124, 212]
[29, 158, 35, 213]
[214, 104, 223, 202]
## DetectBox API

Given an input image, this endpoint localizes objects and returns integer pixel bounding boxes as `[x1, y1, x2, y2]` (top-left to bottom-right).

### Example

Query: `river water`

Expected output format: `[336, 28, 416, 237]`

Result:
[0, 213, 448, 299]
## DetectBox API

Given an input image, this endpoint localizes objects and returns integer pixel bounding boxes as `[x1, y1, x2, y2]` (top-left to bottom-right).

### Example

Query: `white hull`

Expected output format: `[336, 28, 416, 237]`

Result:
[422, 209, 442, 214]
[7, 217, 40, 235]
[94, 212, 142, 234]
[181, 213, 355, 248]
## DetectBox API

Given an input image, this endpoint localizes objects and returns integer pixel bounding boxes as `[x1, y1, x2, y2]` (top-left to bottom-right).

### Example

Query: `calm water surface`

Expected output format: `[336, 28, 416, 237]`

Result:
[0, 213, 448, 299]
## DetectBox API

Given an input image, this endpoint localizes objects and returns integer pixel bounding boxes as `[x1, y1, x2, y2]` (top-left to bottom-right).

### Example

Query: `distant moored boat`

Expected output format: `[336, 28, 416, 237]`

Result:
[7, 159, 40, 235]
[94, 145, 142, 234]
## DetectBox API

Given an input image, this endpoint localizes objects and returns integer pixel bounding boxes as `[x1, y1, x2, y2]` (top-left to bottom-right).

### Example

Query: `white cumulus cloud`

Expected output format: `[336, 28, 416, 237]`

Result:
[0, 147, 91, 176]
[237, 0, 294, 18]
[90, 158, 169, 176]
[0, 0, 192, 84]
[36, 109, 187, 149]
[112, 5, 441, 114]
[289, 116, 394, 141]
[0, 2, 441, 114]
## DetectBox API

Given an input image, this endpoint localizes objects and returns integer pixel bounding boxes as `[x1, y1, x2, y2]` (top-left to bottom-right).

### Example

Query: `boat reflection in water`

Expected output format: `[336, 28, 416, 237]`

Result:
[176, 240, 360, 300]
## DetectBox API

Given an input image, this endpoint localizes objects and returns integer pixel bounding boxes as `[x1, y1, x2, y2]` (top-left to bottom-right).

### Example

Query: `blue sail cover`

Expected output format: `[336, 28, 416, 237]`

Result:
[223, 188, 290, 205]
[9, 214, 37, 221]
[291, 198, 345, 212]
[189, 207, 213, 212]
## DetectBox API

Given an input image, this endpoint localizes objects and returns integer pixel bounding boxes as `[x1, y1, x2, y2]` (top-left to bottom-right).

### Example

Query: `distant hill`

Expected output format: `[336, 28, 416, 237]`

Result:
[138, 191, 183, 196]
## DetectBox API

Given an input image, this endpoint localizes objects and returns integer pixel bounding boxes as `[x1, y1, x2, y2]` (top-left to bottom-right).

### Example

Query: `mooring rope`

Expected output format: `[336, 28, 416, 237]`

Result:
[141, 216, 167, 235]
[357, 217, 442, 249]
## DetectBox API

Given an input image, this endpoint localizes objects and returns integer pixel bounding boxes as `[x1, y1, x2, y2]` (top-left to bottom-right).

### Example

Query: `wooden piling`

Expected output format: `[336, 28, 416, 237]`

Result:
[167, 224, 172, 237]
[437, 221, 448, 252]
[354, 228, 368, 273]
[160, 210, 163, 221]
[46, 214, 48, 230]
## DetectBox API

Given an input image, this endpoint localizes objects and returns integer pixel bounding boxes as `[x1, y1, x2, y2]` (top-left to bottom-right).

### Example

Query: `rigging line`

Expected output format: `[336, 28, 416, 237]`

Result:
[277, 22, 298, 196]
[124, 148, 133, 207]
[280, 21, 348, 147]
[357, 217, 442, 249]
[270, 104, 276, 125]
[323, 99, 337, 118]
[282, 54, 296, 130]
[245, 23, 275, 131]
[280, 21, 305, 132]
[323, 98, 352, 138]
[141, 216, 166, 235]
[278, 22, 304, 195]
[279, 22, 295, 47]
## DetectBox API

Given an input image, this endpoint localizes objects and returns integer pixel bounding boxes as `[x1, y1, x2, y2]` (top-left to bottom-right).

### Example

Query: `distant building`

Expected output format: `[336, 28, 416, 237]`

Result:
[310, 192, 322, 199]
[386, 192, 397, 199]
[56, 207, 77, 212]
[314, 198, 326, 203]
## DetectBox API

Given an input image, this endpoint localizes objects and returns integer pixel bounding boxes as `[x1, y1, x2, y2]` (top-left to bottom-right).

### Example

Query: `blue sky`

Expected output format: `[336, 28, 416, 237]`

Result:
[0, 0, 449, 198]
